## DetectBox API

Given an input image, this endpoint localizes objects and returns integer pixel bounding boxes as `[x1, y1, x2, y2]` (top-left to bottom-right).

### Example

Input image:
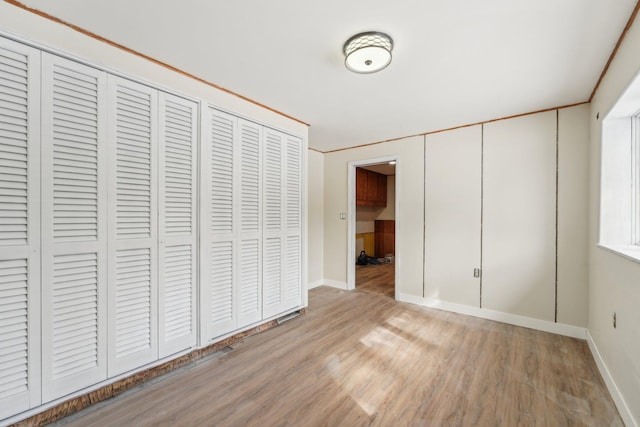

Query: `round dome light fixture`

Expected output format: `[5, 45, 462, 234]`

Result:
[343, 31, 393, 74]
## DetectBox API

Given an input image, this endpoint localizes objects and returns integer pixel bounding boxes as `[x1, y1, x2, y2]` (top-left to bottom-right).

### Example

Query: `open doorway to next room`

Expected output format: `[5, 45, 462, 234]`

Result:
[355, 162, 396, 298]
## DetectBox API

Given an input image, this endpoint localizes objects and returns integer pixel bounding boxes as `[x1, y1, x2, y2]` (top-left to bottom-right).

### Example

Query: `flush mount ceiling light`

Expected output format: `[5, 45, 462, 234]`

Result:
[343, 31, 393, 74]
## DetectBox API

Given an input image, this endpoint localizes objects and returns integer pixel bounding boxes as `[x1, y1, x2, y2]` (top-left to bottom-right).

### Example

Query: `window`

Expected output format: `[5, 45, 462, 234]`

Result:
[633, 113, 640, 246]
[599, 72, 640, 261]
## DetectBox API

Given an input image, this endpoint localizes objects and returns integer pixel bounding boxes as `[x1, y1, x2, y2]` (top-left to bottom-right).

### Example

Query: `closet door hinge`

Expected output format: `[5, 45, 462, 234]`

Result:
[473, 268, 481, 278]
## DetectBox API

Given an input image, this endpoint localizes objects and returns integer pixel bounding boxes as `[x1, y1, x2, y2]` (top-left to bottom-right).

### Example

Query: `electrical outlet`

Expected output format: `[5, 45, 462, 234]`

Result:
[613, 312, 617, 328]
[339, 213, 346, 220]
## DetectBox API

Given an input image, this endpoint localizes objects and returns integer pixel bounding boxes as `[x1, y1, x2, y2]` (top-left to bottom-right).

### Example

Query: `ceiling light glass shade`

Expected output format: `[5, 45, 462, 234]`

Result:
[343, 31, 393, 74]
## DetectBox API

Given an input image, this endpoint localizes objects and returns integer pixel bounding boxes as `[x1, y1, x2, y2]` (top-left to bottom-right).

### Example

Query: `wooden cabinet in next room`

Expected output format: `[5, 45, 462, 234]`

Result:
[375, 220, 395, 257]
[356, 168, 387, 207]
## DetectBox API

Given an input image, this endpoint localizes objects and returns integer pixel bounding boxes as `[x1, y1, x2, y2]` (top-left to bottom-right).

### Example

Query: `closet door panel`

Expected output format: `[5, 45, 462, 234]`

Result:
[0, 37, 41, 418]
[238, 238, 260, 325]
[262, 129, 283, 318]
[237, 120, 262, 327]
[283, 135, 302, 310]
[262, 236, 282, 317]
[482, 111, 556, 321]
[158, 93, 197, 357]
[41, 54, 108, 402]
[201, 108, 237, 341]
[284, 235, 301, 309]
[262, 130, 302, 318]
[106, 76, 158, 376]
[424, 125, 481, 307]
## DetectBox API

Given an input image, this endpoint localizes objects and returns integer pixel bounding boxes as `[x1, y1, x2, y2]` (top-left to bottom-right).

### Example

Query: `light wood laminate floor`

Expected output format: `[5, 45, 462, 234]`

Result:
[356, 263, 395, 298]
[53, 287, 622, 426]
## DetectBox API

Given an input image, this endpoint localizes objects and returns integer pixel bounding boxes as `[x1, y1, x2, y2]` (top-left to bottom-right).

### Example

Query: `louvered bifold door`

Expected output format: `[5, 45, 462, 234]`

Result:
[106, 76, 158, 376]
[201, 108, 237, 341]
[282, 134, 302, 311]
[40, 54, 108, 402]
[237, 119, 262, 328]
[262, 129, 302, 318]
[262, 129, 284, 318]
[158, 93, 197, 357]
[0, 37, 41, 419]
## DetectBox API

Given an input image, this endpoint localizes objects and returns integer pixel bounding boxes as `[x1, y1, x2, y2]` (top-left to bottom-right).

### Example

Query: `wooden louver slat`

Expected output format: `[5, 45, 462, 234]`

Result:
[163, 99, 193, 237]
[51, 63, 99, 243]
[51, 252, 99, 379]
[163, 245, 192, 341]
[115, 84, 152, 240]
[210, 114, 234, 234]
[0, 258, 28, 400]
[0, 47, 29, 247]
[115, 248, 151, 359]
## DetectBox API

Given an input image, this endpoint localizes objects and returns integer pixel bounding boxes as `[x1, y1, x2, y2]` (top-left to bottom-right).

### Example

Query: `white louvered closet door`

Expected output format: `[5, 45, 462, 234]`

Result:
[0, 37, 41, 419]
[106, 76, 158, 376]
[40, 54, 108, 402]
[158, 93, 197, 357]
[201, 108, 237, 341]
[262, 129, 284, 318]
[237, 119, 262, 328]
[262, 129, 302, 319]
[283, 134, 302, 311]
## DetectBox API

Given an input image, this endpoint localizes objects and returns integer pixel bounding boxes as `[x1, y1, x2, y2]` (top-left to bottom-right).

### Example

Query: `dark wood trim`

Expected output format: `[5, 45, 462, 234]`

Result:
[3, 0, 310, 127]
[9, 0, 638, 150]
[554, 110, 559, 323]
[10, 311, 305, 427]
[320, 102, 589, 154]
[589, 0, 640, 101]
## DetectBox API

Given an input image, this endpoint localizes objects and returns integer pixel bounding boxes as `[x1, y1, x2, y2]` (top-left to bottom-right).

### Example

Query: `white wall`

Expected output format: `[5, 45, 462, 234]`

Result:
[322, 106, 589, 328]
[589, 7, 640, 424]
[307, 150, 325, 287]
[482, 111, 557, 322]
[558, 105, 589, 327]
[424, 125, 482, 308]
[324, 136, 425, 294]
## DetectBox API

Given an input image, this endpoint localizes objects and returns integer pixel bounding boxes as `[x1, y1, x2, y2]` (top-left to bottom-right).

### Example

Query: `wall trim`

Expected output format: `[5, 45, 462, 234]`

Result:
[397, 293, 587, 339]
[586, 331, 638, 427]
[589, 0, 640, 101]
[320, 102, 589, 154]
[3, 0, 309, 127]
[321, 280, 348, 290]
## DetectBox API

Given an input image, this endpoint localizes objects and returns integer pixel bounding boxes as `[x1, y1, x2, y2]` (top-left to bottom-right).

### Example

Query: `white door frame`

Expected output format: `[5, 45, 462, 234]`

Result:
[347, 156, 400, 299]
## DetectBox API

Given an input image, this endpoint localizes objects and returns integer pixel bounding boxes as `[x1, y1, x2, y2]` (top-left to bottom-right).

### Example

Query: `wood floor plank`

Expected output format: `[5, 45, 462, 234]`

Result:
[356, 263, 394, 298]
[53, 287, 622, 427]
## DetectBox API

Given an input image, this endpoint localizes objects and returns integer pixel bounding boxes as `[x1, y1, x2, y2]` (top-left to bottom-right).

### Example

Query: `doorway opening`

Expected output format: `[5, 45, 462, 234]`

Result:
[347, 157, 399, 299]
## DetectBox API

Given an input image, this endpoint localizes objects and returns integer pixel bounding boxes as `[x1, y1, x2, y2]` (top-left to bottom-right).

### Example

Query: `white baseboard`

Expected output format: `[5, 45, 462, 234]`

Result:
[319, 280, 348, 290]
[587, 331, 638, 427]
[307, 280, 324, 289]
[397, 293, 587, 339]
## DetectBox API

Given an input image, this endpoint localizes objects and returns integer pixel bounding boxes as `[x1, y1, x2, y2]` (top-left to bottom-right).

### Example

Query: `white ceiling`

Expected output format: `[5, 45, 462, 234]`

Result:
[17, 0, 638, 151]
